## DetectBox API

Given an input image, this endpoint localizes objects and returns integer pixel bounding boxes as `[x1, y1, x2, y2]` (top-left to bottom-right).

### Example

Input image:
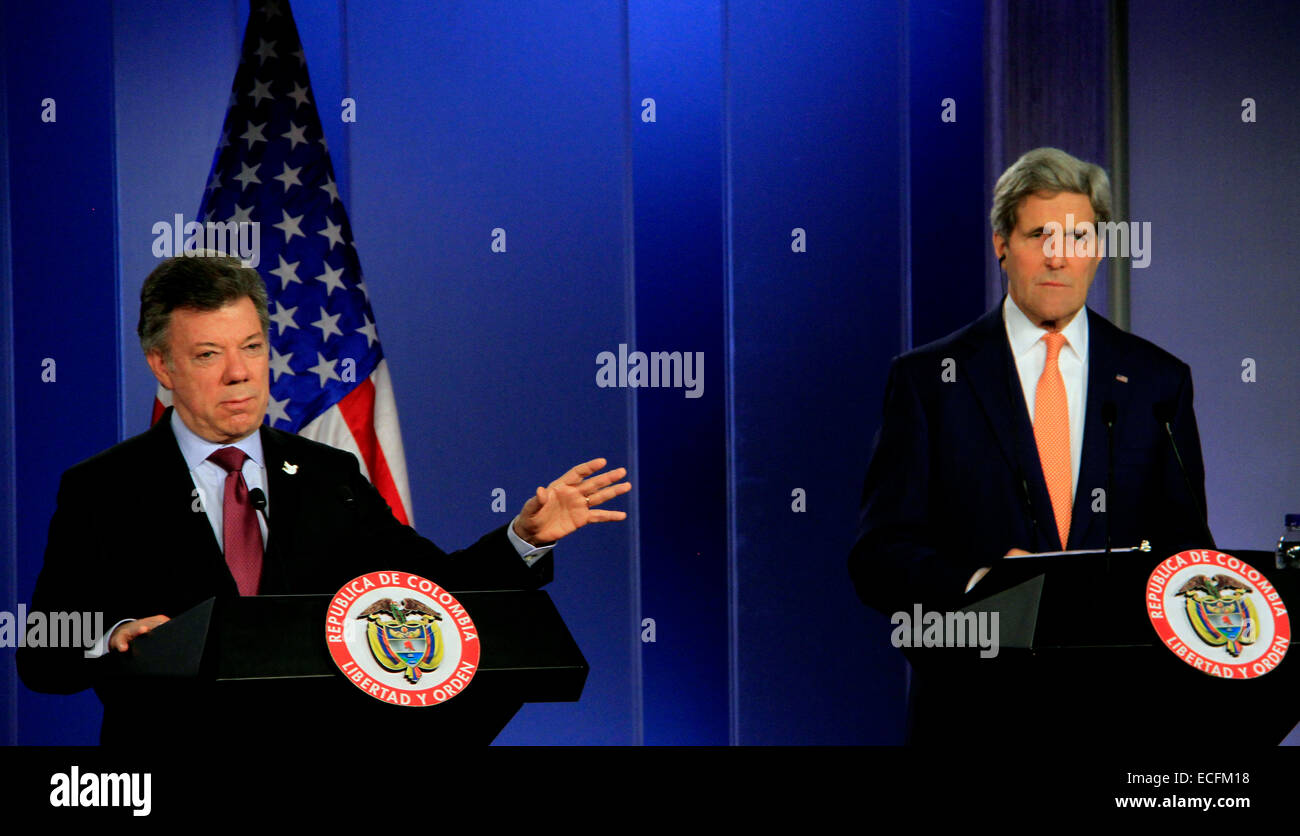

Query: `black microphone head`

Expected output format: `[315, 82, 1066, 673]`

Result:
[1102, 401, 1117, 426]
[1153, 402, 1175, 426]
[248, 487, 268, 512]
[338, 486, 354, 504]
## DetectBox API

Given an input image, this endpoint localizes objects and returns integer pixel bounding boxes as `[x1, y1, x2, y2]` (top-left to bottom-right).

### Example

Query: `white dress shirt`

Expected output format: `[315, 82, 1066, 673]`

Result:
[1002, 294, 1089, 503]
[171, 409, 269, 550]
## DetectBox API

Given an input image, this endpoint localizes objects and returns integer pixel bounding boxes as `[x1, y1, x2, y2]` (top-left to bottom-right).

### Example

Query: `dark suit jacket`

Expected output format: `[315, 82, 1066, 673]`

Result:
[849, 302, 1211, 616]
[18, 408, 550, 740]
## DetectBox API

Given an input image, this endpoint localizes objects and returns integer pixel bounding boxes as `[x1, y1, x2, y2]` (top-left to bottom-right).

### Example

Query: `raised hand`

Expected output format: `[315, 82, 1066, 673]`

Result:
[512, 458, 630, 546]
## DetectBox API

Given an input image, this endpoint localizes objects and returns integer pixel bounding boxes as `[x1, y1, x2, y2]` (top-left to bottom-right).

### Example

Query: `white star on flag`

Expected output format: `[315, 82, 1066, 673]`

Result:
[248, 79, 273, 106]
[308, 352, 340, 386]
[255, 38, 278, 66]
[274, 163, 302, 190]
[315, 263, 346, 295]
[230, 204, 255, 225]
[269, 254, 301, 288]
[233, 162, 262, 190]
[269, 301, 299, 334]
[269, 346, 294, 381]
[320, 175, 339, 204]
[281, 121, 308, 149]
[287, 81, 310, 109]
[266, 395, 291, 425]
[241, 120, 267, 148]
[318, 217, 344, 250]
[273, 210, 304, 241]
[311, 307, 343, 342]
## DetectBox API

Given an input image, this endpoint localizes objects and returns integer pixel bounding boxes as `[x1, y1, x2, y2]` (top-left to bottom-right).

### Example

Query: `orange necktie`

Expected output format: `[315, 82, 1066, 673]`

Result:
[1034, 332, 1071, 549]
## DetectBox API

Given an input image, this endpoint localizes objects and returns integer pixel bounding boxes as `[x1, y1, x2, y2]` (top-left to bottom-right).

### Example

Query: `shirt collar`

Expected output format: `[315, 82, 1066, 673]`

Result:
[1003, 294, 1089, 363]
[170, 408, 265, 472]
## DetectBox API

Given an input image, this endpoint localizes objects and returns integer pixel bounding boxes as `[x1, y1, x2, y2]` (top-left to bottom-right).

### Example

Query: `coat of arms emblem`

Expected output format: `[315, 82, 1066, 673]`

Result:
[1176, 574, 1258, 657]
[357, 597, 445, 682]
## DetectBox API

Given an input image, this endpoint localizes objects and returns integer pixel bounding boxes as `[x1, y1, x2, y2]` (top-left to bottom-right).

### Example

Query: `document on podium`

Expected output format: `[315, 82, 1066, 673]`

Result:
[1002, 541, 1151, 559]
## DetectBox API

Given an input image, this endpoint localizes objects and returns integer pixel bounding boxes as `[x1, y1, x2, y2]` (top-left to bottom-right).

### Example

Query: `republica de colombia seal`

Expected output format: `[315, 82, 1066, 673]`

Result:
[326, 572, 480, 706]
[1147, 550, 1290, 679]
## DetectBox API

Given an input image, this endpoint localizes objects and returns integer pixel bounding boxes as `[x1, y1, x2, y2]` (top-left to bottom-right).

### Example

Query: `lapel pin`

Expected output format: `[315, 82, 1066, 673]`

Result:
[1115, 374, 1128, 383]
[282, 461, 299, 475]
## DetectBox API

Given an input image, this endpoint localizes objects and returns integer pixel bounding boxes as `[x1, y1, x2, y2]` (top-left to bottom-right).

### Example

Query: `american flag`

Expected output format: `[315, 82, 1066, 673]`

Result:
[153, 0, 415, 524]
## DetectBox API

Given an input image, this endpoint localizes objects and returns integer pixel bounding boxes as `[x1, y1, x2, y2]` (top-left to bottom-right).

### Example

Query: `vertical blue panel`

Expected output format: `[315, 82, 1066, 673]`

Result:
[729, 0, 905, 744]
[908, 0, 986, 348]
[7, 0, 121, 744]
[0, 2, 14, 747]
[628, 0, 730, 745]
[345, 1, 635, 744]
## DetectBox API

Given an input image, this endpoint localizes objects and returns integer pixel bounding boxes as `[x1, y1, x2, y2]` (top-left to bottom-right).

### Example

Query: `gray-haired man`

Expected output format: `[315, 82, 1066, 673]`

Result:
[849, 148, 1211, 743]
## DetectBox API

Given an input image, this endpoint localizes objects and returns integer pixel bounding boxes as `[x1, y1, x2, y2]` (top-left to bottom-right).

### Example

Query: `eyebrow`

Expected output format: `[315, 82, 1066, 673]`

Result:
[189, 333, 264, 349]
[1024, 223, 1094, 235]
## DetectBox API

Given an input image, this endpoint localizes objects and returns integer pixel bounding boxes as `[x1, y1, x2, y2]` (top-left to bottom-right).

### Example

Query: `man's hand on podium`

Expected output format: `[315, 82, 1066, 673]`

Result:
[965, 548, 1032, 594]
[109, 615, 170, 653]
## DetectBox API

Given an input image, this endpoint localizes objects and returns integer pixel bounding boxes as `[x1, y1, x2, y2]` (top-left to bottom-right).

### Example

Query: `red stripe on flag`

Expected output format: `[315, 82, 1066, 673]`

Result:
[336, 377, 410, 526]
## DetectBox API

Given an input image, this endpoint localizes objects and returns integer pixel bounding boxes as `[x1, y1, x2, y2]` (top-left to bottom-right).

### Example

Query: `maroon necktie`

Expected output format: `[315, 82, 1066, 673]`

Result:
[208, 447, 263, 595]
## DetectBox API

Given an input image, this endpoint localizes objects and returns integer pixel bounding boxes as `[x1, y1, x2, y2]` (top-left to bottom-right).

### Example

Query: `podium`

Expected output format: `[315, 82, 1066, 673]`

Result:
[96, 590, 588, 746]
[902, 549, 1300, 746]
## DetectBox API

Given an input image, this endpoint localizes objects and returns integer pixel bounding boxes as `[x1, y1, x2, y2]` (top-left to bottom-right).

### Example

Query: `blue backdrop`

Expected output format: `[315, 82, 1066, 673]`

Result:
[4, 0, 1293, 746]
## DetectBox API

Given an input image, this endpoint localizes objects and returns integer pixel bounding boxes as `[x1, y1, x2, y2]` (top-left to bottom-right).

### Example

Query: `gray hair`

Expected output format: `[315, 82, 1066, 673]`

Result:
[990, 147, 1112, 241]
[138, 253, 269, 357]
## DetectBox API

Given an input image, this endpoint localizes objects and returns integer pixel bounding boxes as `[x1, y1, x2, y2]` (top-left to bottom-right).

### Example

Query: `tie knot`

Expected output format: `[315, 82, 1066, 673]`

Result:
[1042, 331, 1067, 358]
[208, 447, 249, 474]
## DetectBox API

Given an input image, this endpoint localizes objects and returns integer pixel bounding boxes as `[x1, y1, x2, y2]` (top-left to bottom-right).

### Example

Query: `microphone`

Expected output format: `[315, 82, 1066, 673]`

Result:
[1154, 402, 1215, 549]
[1102, 401, 1117, 556]
[249, 487, 269, 525]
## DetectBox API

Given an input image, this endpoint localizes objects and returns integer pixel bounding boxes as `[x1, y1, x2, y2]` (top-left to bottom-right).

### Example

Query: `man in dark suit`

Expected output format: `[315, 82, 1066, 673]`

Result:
[19, 254, 630, 742]
[849, 148, 1212, 743]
